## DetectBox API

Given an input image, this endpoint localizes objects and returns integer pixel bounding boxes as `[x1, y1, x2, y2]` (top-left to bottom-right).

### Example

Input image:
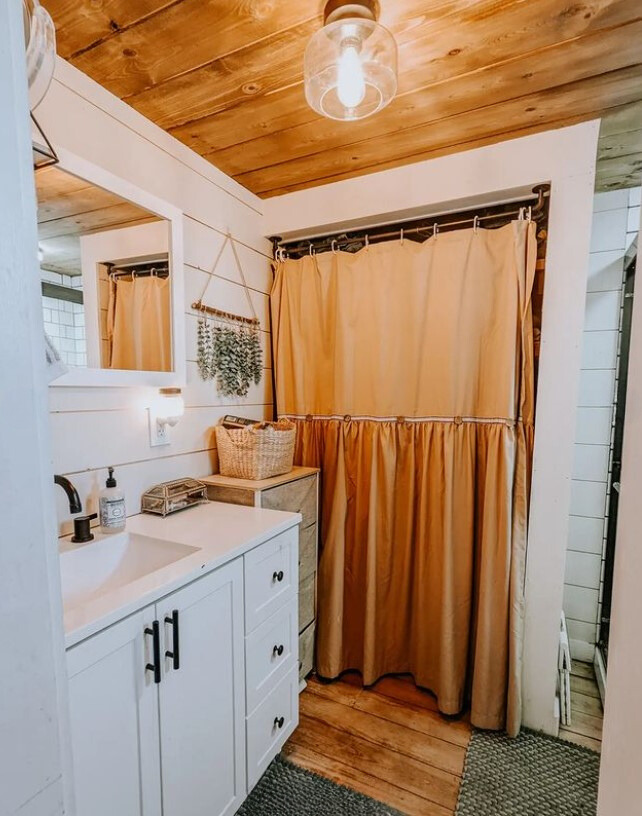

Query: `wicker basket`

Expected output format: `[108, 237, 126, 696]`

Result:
[214, 419, 296, 480]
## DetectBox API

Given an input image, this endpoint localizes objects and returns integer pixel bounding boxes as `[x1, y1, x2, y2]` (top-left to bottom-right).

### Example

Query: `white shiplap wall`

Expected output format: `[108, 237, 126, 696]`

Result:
[564, 187, 640, 661]
[40, 61, 273, 536]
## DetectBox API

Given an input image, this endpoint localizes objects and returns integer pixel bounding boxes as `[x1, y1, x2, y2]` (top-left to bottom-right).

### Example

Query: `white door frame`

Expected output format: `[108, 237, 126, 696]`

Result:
[0, 1, 73, 812]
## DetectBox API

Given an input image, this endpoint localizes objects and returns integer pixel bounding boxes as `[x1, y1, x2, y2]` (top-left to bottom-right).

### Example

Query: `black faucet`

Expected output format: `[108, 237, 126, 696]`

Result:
[54, 475, 97, 542]
[54, 474, 82, 515]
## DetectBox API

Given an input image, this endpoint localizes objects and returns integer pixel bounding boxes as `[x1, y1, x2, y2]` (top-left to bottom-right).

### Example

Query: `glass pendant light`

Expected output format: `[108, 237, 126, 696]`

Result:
[23, 0, 56, 110]
[304, 0, 397, 121]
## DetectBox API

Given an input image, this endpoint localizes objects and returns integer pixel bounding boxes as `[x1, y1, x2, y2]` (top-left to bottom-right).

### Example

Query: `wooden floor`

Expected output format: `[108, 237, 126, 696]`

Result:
[559, 661, 604, 752]
[284, 673, 472, 816]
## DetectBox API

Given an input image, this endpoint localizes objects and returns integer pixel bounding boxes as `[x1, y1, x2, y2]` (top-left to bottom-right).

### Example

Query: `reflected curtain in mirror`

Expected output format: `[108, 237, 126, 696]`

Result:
[107, 275, 171, 371]
[270, 221, 537, 736]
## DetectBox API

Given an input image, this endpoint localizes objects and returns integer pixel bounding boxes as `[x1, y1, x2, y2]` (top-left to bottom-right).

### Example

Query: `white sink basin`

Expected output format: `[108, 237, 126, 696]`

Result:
[60, 531, 200, 611]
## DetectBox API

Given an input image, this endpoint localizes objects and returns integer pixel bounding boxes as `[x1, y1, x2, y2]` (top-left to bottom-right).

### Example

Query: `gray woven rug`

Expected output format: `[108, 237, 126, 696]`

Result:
[238, 756, 402, 815]
[455, 729, 600, 816]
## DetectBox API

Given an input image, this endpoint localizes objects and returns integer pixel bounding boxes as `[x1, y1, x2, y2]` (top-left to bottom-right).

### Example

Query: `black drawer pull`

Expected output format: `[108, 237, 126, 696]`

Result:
[273, 644, 284, 657]
[145, 621, 161, 684]
[274, 716, 285, 729]
[272, 570, 284, 583]
[164, 610, 180, 671]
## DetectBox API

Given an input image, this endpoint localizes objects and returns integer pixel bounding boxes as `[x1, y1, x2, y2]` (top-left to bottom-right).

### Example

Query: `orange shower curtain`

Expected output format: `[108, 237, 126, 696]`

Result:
[108, 275, 171, 371]
[271, 221, 536, 735]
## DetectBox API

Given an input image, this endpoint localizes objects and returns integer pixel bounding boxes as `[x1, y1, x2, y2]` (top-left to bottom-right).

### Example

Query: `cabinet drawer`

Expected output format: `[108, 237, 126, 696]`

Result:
[246, 598, 298, 715]
[299, 524, 317, 581]
[261, 475, 317, 528]
[298, 622, 315, 682]
[246, 667, 299, 791]
[244, 527, 298, 634]
[298, 572, 315, 632]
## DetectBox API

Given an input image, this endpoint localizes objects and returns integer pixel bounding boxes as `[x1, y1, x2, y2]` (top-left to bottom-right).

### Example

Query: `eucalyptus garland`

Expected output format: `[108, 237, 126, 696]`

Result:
[196, 315, 262, 397]
[197, 313, 215, 380]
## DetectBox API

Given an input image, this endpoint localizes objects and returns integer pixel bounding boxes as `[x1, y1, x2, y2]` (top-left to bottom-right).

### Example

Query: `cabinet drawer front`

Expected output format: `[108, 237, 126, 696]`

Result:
[298, 572, 315, 632]
[299, 523, 317, 581]
[298, 622, 315, 681]
[261, 475, 317, 528]
[246, 598, 298, 715]
[246, 667, 299, 790]
[245, 527, 298, 633]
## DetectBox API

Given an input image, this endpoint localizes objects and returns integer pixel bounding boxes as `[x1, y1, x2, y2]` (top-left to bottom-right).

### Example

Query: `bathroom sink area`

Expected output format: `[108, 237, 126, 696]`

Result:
[59, 531, 200, 611]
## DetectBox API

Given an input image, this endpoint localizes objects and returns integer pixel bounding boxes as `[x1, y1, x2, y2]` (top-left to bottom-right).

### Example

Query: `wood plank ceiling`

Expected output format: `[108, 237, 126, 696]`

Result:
[36, 165, 159, 274]
[47, 1, 642, 197]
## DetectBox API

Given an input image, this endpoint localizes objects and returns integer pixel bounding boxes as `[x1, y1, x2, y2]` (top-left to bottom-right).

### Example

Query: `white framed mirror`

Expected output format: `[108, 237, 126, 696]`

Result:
[36, 148, 185, 387]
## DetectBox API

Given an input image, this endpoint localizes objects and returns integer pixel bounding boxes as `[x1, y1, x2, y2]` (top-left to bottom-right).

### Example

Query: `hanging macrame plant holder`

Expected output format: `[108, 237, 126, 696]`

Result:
[194, 232, 262, 397]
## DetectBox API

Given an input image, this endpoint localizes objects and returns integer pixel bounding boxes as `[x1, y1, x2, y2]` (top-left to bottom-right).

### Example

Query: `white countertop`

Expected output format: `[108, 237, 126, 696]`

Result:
[61, 501, 300, 648]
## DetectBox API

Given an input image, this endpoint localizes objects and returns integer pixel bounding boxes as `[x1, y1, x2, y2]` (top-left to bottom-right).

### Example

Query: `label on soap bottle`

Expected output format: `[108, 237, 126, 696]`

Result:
[100, 497, 126, 528]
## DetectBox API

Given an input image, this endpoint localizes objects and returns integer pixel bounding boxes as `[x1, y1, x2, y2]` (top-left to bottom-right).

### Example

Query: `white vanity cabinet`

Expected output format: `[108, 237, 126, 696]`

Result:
[66, 525, 299, 816]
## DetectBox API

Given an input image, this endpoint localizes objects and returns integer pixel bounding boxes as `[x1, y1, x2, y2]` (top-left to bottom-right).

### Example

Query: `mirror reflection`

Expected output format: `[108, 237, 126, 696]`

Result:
[36, 166, 172, 372]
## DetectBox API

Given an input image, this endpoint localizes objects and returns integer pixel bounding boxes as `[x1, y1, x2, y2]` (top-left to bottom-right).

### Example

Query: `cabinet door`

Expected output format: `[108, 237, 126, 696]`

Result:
[158, 560, 245, 816]
[67, 610, 162, 816]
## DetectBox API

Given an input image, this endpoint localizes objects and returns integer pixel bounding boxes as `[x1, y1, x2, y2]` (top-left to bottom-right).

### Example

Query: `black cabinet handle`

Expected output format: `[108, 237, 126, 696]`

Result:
[273, 644, 284, 657]
[272, 570, 284, 583]
[274, 716, 285, 729]
[164, 610, 180, 671]
[145, 621, 161, 684]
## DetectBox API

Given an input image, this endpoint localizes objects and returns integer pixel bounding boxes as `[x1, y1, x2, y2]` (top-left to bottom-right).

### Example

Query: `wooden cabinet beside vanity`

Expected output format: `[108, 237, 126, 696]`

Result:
[202, 467, 319, 684]
[66, 523, 300, 816]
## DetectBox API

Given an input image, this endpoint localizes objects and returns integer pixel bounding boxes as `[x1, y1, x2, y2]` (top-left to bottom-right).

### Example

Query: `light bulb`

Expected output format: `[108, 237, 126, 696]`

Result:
[336, 42, 366, 109]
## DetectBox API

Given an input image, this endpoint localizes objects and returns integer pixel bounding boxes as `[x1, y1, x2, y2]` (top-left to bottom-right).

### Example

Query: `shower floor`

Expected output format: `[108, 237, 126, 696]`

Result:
[559, 660, 604, 752]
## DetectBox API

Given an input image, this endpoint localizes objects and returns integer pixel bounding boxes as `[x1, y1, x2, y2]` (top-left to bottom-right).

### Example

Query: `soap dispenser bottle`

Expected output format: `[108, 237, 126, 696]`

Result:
[99, 467, 126, 534]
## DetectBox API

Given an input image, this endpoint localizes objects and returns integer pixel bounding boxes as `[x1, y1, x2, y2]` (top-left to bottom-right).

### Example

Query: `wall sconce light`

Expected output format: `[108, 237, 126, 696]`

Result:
[148, 387, 184, 447]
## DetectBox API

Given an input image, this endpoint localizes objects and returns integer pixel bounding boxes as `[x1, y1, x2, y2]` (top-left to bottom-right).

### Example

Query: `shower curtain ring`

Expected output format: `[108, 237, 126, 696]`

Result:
[432, 223, 439, 238]
[332, 240, 338, 254]
[400, 228, 404, 245]
[309, 243, 314, 256]
[365, 234, 369, 249]
[473, 216, 480, 234]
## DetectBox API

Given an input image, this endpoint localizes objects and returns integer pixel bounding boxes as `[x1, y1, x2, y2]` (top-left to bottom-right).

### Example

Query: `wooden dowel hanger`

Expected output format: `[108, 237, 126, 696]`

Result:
[192, 300, 260, 326]
[193, 229, 260, 327]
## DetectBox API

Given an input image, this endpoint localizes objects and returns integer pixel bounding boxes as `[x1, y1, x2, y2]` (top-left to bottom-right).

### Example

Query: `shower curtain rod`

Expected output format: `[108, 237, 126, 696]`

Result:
[272, 183, 550, 259]
[106, 260, 170, 278]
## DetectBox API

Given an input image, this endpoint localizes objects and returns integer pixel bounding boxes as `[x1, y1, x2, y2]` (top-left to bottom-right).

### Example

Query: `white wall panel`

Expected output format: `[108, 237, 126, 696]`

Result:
[568, 515, 605, 555]
[575, 407, 613, 445]
[578, 369, 616, 407]
[592, 190, 629, 212]
[41, 63, 273, 536]
[563, 585, 600, 624]
[587, 250, 625, 292]
[572, 444, 610, 482]
[589, 208, 628, 253]
[584, 291, 622, 332]
[565, 551, 602, 590]
[564, 187, 639, 662]
[570, 479, 607, 519]
[581, 330, 619, 370]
